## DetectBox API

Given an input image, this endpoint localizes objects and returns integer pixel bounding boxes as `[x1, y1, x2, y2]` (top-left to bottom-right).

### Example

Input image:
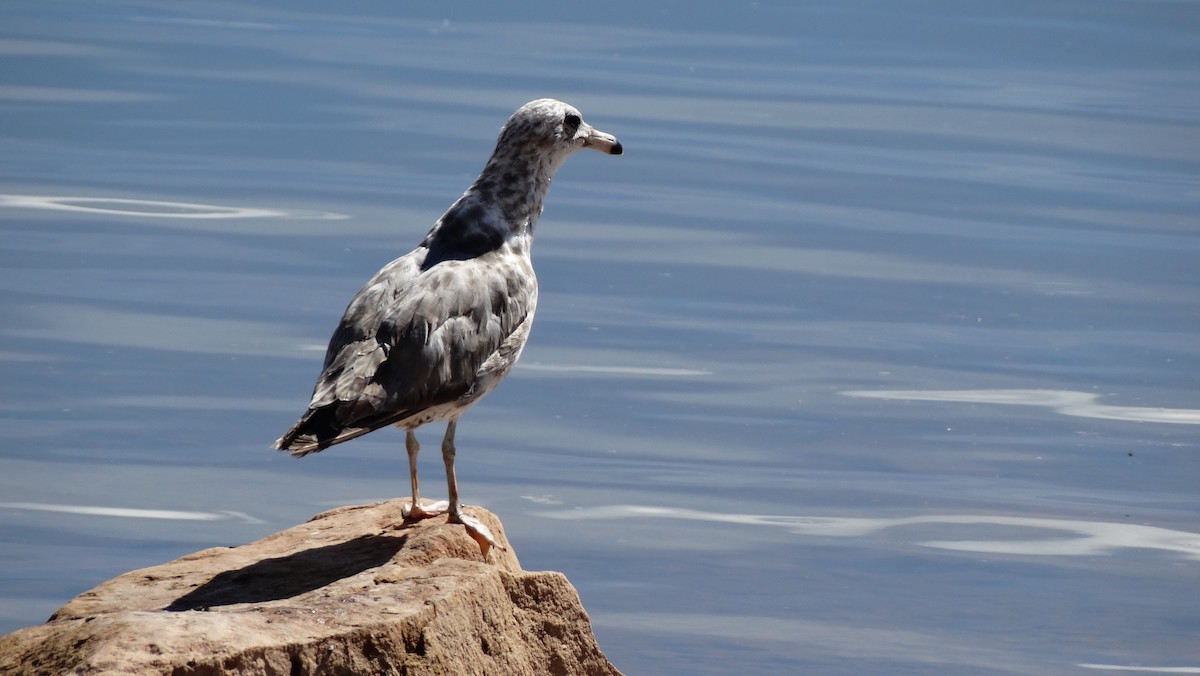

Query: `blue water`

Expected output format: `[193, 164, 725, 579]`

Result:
[2, 2, 1199, 673]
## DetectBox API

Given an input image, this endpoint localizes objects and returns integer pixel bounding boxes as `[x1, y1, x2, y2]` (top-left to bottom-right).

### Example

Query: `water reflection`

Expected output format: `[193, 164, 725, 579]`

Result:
[8, 303, 305, 358]
[0, 502, 265, 524]
[541, 505, 1200, 561]
[1076, 665, 1200, 674]
[843, 389, 1200, 425]
[519, 362, 711, 378]
[0, 194, 347, 220]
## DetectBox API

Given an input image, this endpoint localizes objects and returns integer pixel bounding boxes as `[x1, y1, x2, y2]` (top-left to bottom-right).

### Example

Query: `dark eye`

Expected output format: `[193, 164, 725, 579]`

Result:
[563, 113, 581, 133]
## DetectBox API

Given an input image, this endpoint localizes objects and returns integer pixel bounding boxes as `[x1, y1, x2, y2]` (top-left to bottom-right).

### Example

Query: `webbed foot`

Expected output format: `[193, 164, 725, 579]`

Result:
[402, 499, 449, 520]
[449, 508, 504, 558]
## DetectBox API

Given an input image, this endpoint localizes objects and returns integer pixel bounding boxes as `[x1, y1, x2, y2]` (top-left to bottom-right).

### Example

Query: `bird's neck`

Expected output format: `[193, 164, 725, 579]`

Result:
[470, 148, 559, 235]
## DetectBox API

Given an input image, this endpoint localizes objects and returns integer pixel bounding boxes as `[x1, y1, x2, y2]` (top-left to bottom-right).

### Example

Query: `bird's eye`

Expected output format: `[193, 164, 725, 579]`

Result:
[563, 113, 581, 133]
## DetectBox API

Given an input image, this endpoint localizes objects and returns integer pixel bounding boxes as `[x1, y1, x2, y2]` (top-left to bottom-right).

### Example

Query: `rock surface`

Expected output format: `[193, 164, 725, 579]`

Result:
[0, 500, 621, 675]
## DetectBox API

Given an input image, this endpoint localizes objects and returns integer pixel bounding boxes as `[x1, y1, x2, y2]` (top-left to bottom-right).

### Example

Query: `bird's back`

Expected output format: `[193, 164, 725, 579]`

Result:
[276, 237, 536, 455]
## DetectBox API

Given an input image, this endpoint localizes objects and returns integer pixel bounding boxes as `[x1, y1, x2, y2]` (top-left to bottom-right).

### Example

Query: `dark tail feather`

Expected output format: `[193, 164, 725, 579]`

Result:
[275, 406, 355, 457]
[274, 405, 402, 457]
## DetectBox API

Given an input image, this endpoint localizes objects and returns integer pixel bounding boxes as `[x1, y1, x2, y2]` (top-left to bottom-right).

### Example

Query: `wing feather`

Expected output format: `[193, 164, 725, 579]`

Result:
[276, 246, 536, 454]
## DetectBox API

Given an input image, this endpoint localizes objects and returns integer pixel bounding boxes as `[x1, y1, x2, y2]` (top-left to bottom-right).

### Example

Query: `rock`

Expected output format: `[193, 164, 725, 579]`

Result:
[0, 500, 621, 675]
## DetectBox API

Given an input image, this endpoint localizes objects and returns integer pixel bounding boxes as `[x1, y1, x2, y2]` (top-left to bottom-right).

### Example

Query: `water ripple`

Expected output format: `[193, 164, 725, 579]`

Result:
[539, 505, 1200, 561]
[0, 194, 347, 220]
[0, 502, 265, 524]
[842, 388, 1200, 425]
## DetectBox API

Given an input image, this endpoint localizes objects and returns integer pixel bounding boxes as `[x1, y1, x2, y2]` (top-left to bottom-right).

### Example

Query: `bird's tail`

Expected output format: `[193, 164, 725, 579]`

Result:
[273, 433, 319, 458]
[274, 405, 387, 457]
[275, 406, 342, 457]
[273, 419, 323, 457]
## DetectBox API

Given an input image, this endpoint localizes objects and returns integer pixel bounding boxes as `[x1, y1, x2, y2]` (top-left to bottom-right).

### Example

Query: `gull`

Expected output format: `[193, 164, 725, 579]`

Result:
[275, 99, 622, 555]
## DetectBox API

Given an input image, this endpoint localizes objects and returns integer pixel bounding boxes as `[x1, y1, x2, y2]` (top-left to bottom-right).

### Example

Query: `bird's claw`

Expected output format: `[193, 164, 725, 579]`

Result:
[403, 500, 502, 558]
[402, 499, 448, 520]
[451, 511, 504, 558]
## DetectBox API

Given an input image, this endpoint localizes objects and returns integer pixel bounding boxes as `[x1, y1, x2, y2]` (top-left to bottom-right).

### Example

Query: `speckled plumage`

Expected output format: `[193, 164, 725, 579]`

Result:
[274, 99, 621, 552]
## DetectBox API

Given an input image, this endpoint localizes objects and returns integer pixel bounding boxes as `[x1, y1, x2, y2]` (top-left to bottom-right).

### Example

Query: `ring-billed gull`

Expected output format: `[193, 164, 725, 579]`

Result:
[275, 99, 622, 555]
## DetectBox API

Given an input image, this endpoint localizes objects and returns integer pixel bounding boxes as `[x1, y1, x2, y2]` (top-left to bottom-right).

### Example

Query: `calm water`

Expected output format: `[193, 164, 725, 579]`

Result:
[3, 2, 1199, 674]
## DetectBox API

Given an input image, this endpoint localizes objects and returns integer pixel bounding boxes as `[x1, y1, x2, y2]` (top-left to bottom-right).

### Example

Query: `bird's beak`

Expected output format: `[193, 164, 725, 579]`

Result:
[581, 126, 623, 155]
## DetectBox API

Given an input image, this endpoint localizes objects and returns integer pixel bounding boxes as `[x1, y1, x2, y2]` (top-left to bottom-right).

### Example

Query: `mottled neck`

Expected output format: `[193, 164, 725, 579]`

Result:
[470, 147, 559, 235]
[418, 148, 559, 269]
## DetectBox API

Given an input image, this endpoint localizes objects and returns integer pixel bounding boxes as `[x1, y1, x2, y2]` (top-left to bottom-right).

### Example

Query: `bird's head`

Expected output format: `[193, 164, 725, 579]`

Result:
[495, 99, 623, 166]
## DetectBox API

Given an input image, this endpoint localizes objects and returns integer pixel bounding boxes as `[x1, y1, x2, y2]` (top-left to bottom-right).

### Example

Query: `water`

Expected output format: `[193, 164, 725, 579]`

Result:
[2, 2, 1199, 673]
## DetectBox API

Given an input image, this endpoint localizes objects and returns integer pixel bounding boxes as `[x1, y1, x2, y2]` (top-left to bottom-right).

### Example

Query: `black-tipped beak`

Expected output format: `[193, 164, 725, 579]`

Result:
[583, 127, 622, 155]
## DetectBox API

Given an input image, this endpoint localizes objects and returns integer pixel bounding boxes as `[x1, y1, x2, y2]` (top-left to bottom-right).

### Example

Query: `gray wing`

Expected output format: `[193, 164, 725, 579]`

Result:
[276, 248, 536, 455]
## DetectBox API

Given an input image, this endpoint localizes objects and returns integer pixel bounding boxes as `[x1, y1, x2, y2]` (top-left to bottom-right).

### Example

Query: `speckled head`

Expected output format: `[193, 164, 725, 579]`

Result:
[495, 99, 623, 165]
[464, 99, 621, 234]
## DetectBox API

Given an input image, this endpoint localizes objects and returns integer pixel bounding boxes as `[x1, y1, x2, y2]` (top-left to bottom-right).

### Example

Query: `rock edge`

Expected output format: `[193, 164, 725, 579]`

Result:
[0, 500, 621, 675]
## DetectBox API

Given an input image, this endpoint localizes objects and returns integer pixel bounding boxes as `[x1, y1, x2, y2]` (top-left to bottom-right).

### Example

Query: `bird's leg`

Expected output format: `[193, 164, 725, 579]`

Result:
[440, 419, 502, 556]
[402, 429, 446, 519]
[442, 420, 460, 514]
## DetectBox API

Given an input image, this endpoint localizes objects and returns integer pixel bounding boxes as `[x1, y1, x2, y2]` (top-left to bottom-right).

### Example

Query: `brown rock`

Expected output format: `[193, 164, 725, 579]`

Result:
[0, 500, 621, 675]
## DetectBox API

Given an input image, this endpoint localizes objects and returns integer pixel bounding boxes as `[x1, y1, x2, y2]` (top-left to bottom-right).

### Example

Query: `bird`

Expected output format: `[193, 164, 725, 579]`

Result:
[274, 99, 622, 556]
